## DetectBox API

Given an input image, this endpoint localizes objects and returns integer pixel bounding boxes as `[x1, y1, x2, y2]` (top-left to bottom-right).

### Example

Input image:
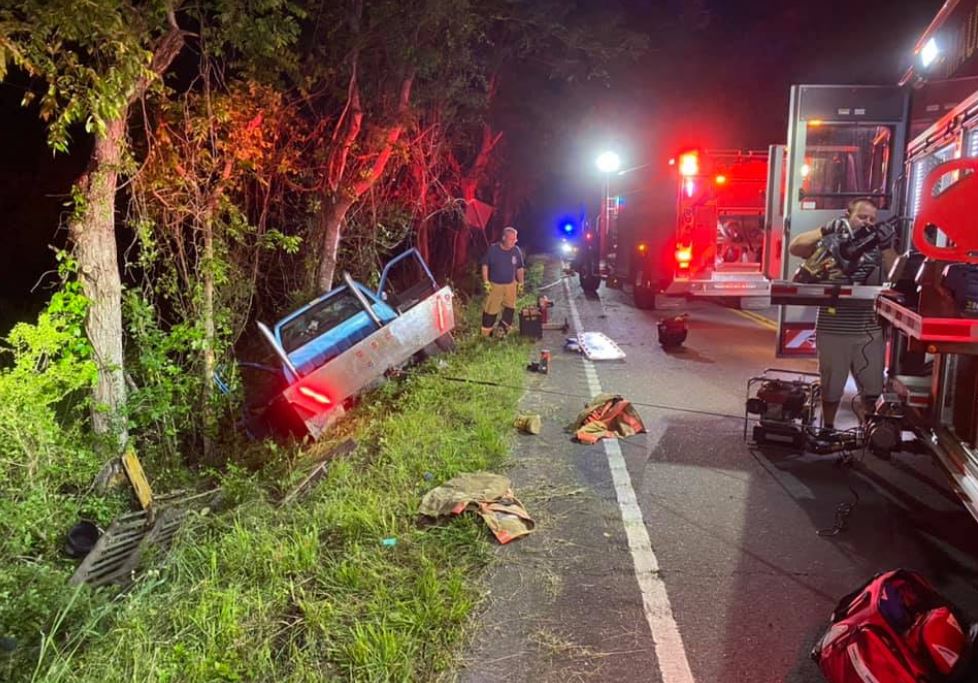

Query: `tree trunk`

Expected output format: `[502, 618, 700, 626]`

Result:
[69, 115, 128, 445]
[454, 124, 502, 278]
[201, 214, 216, 458]
[416, 218, 430, 265]
[314, 75, 414, 292]
[315, 195, 355, 292]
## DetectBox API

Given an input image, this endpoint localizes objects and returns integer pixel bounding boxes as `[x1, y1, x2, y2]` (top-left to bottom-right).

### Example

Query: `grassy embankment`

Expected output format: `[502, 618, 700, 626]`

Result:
[18, 264, 543, 683]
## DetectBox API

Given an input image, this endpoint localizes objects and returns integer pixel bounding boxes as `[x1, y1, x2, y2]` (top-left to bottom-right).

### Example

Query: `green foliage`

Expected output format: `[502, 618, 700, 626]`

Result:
[0, 275, 127, 680]
[122, 291, 207, 459]
[17, 321, 532, 682]
[0, 1, 162, 150]
[337, 201, 415, 284]
[211, 0, 306, 80]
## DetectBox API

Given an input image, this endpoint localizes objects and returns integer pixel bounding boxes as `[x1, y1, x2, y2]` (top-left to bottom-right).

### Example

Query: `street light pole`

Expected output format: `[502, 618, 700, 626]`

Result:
[595, 151, 622, 272]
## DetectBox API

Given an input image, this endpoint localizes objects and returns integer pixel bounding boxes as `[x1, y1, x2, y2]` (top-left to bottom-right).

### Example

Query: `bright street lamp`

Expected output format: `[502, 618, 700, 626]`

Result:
[596, 151, 622, 174]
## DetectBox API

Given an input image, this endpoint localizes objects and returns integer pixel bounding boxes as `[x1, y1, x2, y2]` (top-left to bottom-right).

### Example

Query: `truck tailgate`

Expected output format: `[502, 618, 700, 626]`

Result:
[282, 286, 455, 438]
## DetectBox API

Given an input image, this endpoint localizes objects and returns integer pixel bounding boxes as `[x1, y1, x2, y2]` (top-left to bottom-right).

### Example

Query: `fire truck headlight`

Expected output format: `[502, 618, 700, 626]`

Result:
[921, 37, 940, 68]
[560, 242, 575, 256]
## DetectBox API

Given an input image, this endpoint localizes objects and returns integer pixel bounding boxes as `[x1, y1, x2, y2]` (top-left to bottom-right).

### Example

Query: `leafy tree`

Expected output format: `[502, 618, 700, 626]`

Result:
[0, 1, 188, 445]
[0, 1, 301, 448]
[131, 80, 302, 457]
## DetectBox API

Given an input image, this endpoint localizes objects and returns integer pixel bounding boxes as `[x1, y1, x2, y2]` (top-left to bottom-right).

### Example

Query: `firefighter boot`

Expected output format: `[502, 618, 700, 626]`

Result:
[481, 311, 497, 337]
[498, 306, 516, 336]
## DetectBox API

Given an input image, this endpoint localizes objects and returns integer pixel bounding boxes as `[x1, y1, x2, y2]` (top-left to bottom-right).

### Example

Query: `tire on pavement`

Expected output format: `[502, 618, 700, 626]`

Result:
[580, 273, 601, 293]
[634, 285, 656, 310]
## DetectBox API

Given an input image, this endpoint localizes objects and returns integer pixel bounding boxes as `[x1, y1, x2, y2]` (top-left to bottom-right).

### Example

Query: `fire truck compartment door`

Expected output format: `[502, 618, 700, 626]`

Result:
[763, 145, 787, 281]
[776, 85, 909, 358]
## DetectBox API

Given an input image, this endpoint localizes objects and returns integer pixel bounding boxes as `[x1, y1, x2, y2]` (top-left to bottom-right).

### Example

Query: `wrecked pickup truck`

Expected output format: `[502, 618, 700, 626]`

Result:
[224, 249, 456, 440]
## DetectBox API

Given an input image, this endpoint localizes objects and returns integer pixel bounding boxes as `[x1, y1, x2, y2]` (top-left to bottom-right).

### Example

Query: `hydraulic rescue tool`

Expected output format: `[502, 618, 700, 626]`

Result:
[793, 217, 898, 285]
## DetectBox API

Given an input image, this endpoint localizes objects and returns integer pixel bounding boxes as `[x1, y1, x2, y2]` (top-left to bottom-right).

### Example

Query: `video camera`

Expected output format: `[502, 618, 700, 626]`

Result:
[793, 217, 898, 284]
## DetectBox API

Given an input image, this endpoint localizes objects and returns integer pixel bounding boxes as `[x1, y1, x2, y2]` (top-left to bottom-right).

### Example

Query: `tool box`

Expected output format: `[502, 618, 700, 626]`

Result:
[519, 307, 543, 339]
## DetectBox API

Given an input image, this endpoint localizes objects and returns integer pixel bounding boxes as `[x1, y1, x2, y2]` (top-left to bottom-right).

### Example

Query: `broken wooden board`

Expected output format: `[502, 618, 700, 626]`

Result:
[280, 438, 357, 506]
[121, 447, 154, 510]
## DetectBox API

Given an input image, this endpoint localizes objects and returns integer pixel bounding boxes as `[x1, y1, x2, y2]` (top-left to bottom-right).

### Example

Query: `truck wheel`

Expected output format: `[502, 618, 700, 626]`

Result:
[634, 285, 656, 310]
[435, 333, 456, 353]
[752, 425, 765, 444]
[580, 273, 601, 293]
[416, 333, 456, 362]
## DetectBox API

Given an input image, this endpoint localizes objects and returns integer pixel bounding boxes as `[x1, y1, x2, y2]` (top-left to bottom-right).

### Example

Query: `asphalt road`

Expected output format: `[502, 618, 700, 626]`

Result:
[457, 270, 978, 683]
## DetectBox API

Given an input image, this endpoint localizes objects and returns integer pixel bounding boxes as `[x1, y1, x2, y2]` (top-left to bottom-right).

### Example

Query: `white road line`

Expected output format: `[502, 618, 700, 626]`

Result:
[565, 281, 695, 683]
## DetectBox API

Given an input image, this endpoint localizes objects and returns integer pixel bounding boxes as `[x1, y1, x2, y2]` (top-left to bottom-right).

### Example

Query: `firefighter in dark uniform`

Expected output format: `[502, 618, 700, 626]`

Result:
[480, 226, 525, 336]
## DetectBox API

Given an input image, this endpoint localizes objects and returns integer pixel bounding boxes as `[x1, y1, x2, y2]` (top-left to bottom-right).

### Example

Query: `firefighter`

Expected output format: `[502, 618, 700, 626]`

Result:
[788, 198, 896, 431]
[480, 226, 525, 337]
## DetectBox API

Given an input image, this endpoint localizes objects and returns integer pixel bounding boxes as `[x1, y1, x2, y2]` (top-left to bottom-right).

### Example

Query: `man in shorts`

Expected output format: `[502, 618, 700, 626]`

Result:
[788, 198, 895, 430]
[480, 226, 525, 337]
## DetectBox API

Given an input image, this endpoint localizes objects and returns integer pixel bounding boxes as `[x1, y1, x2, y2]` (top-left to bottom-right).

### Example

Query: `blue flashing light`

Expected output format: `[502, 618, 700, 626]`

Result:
[562, 222, 575, 234]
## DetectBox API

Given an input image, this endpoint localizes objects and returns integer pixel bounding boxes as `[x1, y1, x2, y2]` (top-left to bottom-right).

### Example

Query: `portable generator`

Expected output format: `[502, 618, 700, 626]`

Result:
[744, 369, 820, 448]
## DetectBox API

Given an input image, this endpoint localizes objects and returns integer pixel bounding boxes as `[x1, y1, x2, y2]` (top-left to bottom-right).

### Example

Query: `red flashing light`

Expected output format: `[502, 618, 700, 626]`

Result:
[435, 296, 448, 333]
[298, 385, 332, 406]
[678, 151, 699, 177]
[675, 244, 693, 269]
[715, 174, 727, 185]
[585, 232, 593, 241]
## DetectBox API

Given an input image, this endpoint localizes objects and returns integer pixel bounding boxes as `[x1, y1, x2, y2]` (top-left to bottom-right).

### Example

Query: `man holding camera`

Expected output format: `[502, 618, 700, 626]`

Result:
[788, 198, 896, 430]
[480, 226, 525, 337]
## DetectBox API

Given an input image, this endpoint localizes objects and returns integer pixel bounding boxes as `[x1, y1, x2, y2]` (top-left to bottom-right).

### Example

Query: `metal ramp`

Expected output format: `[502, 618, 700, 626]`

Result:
[69, 489, 219, 588]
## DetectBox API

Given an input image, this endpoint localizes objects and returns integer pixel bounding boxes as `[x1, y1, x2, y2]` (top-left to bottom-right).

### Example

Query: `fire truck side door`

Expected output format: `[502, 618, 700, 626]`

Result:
[776, 85, 909, 358]
[763, 144, 786, 281]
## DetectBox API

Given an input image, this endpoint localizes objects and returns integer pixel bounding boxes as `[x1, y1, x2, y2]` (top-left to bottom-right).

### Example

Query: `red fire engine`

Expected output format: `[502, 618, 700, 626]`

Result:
[661, 148, 771, 305]
[591, 148, 778, 309]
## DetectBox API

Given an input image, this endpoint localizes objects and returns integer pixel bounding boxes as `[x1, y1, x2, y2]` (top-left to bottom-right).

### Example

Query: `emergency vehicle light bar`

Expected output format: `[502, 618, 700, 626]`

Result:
[876, 296, 978, 343]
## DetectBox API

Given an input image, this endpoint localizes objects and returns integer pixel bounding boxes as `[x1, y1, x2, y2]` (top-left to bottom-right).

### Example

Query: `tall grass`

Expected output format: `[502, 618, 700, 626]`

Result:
[23, 282, 539, 682]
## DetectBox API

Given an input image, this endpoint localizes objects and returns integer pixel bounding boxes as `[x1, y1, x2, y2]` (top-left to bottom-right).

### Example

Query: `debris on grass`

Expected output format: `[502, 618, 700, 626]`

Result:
[420, 472, 535, 545]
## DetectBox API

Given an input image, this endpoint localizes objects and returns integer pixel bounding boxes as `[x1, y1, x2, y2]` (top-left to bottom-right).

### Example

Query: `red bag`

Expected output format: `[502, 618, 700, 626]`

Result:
[812, 569, 976, 683]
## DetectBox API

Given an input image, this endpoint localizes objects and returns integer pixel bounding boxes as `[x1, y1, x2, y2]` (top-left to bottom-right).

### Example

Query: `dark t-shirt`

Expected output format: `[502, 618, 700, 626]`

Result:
[481, 243, 525, 284]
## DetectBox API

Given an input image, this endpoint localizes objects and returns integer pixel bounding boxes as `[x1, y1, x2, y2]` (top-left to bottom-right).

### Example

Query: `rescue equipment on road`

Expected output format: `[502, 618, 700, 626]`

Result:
[812, 569, 977, 683]
[576, 331, 626, 360]
[657, 313, 689, 349]
[570, 393, 646, 444]
[744, 369, 820, 449]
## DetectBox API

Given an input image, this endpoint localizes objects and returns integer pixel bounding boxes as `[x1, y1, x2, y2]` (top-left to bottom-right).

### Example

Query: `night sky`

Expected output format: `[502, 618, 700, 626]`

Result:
[0, 0, 944, 332]
[544, 0, 943, 242]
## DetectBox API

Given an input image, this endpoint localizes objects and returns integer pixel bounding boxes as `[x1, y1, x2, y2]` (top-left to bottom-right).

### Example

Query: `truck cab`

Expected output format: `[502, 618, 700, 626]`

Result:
[274, 284, 399, 382]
